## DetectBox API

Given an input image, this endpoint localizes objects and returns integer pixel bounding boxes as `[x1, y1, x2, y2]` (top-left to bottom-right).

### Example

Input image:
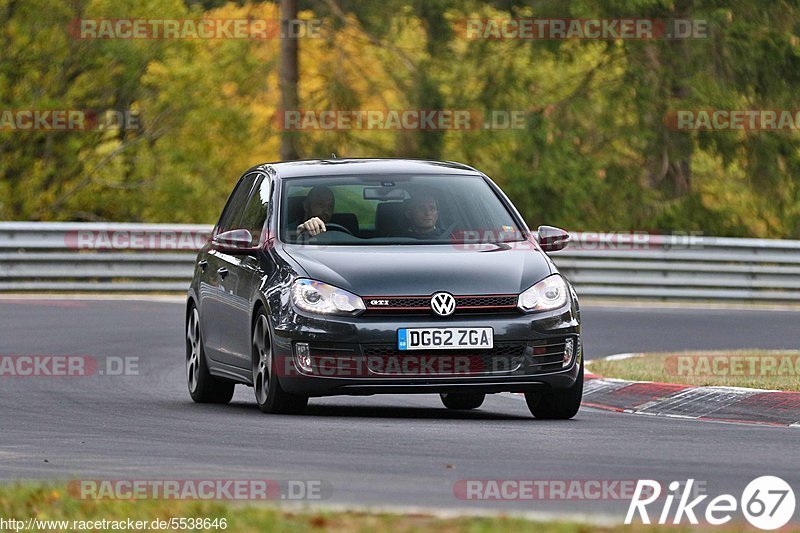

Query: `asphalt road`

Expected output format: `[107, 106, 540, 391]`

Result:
[1, 298, 799, 520]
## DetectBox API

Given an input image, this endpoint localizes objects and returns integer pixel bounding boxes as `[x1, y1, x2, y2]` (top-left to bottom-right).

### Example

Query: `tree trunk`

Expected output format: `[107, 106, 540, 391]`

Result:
[279, 0, 300, 161]
[661, 0, 693, 196]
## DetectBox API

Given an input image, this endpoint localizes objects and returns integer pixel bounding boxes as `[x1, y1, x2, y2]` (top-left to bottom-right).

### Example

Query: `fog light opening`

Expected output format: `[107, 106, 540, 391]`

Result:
[295, 342, 312, 373]
[563, 338, 574, 367]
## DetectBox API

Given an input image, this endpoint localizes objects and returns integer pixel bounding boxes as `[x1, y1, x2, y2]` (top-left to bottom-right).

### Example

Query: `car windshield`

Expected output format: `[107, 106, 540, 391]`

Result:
[280, 174, 526, 245]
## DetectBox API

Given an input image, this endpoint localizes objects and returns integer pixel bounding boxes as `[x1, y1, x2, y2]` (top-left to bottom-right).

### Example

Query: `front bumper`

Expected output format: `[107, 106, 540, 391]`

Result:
[270, 304, 581, 396]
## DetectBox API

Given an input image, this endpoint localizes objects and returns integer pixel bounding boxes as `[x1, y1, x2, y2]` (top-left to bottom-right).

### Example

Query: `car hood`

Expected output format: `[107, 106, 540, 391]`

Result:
[282, 243, 554, 296]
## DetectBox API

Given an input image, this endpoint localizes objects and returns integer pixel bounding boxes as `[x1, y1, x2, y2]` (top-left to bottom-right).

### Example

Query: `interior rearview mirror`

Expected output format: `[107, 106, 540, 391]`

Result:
[363, 186, 406, 201]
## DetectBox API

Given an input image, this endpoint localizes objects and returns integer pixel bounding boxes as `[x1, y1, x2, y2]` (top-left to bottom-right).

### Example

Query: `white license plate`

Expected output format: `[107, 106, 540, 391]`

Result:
[397, 327, 493, 350]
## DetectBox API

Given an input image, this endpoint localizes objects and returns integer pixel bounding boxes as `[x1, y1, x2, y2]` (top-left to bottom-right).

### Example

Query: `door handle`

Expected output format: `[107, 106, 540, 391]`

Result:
[198, 260, 208, 271]
[217, 267, 228, 279]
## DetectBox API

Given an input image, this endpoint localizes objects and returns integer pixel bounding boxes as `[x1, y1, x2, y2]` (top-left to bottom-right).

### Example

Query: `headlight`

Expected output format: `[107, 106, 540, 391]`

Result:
[291, 279, 365, 315]
[518, 274, 569, 312]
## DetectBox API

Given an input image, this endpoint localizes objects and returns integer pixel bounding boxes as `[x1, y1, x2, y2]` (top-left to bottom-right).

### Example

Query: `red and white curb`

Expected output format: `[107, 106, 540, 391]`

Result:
[581, 370, 800, 427]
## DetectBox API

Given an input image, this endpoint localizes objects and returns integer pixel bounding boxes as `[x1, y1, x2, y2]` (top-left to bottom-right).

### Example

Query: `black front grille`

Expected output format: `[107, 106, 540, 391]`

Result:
[361, 350, 522, 376]
[456, 295, 518, 307]
[363, 294, 519, 315]
[302, 336, 576, 377]
[361, 337, 573, 376]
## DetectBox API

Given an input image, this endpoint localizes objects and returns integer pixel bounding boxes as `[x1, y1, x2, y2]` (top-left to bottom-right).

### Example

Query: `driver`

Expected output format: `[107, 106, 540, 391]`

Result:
[295, 185, 334, 237]
[404, 191, 443, 239]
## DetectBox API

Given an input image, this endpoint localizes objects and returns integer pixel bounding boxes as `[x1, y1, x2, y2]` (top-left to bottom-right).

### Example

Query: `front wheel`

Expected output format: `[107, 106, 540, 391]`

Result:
[186, 306, 235, 404]
[440, 392, 485, 410]
[525, 360, 583, 420]
[252, 312, 308, 414]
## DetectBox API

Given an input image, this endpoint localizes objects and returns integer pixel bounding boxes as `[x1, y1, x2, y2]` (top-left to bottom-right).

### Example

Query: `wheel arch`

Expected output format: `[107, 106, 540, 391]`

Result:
[251, 295, 268, 335]
[186, 294, 198, 324]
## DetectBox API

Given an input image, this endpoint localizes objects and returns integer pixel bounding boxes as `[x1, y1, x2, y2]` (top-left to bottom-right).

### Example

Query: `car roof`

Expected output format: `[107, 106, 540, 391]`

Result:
[255, 158, 483, 179]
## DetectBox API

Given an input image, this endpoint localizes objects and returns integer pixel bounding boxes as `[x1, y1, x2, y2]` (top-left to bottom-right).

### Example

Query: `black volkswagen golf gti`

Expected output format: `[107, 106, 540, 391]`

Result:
[186, 159, 583, 419]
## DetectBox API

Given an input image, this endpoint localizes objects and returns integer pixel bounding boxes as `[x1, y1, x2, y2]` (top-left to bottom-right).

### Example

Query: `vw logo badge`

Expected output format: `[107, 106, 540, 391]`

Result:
[430, 292, 456, 317]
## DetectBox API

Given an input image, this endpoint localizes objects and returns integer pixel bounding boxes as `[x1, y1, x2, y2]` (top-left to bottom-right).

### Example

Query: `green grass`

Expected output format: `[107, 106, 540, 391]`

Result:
[3, 483, 793, 532]
[587, 350, 800, 391]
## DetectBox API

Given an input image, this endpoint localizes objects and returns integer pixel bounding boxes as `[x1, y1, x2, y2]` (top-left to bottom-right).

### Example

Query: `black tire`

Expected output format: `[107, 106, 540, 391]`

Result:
[186, 306, 235, 404]
[440, 392, 485, 410]
[525, 360, 583, 420]
[252, 311, 308, 414]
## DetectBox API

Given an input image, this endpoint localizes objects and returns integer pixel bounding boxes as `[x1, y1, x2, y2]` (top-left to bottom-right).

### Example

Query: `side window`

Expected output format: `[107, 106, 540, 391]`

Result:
[239, 174, 271, 244]
[215, 173, 259, 235]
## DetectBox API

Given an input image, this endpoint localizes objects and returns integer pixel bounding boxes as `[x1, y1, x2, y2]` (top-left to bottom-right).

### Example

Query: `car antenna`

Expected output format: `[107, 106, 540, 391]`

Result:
[330, 152, 337, 159]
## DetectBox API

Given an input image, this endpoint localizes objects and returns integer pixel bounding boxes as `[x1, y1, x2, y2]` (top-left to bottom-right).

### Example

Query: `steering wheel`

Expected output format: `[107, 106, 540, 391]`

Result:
[322, 222, 353, 235]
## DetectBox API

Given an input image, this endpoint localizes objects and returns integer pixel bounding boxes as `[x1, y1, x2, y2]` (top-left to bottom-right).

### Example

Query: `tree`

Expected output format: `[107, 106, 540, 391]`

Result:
[280, 0, 300, 160]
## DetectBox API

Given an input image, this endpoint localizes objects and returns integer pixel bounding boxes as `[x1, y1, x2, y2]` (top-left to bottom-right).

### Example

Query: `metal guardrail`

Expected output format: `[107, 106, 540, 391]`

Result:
[2, 222, 800, 301]
[0, 222, 207, 292]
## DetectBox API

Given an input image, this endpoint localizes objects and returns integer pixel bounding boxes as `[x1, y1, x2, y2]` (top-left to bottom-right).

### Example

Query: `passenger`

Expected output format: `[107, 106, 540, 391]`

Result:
[404, 192, 443, 239]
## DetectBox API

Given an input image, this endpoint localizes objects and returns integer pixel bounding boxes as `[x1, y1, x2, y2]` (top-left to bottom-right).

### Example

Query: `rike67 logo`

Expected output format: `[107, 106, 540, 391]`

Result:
[626, 477, 796, 530]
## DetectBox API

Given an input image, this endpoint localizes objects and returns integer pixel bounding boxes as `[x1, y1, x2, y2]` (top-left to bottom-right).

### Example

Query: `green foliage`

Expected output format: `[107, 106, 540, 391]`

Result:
[1, 0, 799, 236]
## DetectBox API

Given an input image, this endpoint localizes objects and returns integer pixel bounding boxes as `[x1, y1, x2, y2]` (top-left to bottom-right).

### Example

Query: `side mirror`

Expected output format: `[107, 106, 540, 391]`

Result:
[537, 225, 570, 252]
[213, 229, 255, 253]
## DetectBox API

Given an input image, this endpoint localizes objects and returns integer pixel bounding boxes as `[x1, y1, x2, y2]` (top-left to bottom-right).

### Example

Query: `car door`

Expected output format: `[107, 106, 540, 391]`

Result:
[211, 172, 272, 369]
[199, 172, 259, 366]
